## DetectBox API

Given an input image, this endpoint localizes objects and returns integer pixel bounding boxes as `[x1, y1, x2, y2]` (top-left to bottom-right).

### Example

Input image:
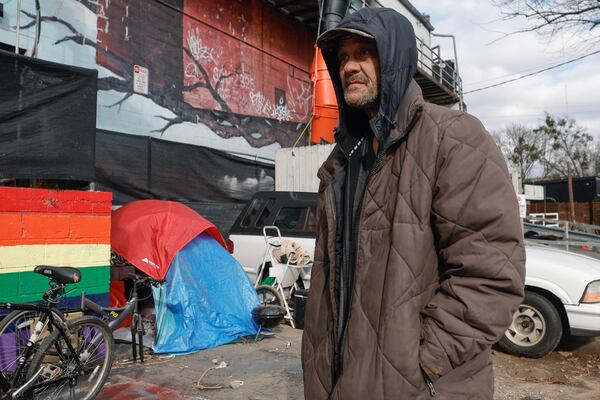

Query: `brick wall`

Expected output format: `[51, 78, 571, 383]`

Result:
[528, 201, 600, 225]
[0, 187, 112, 303]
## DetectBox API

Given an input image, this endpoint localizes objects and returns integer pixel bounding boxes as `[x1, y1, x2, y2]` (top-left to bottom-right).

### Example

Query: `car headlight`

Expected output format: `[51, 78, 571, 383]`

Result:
[581, 280, 600, 303]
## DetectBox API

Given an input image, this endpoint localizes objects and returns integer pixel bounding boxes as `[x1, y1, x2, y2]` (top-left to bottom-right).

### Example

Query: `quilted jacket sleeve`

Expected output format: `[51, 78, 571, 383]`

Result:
[419, 113, 526, 381]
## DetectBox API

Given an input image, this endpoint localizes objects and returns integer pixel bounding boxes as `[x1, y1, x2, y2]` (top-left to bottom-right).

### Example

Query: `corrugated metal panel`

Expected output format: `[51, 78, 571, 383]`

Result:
[275, 144, 336, 192]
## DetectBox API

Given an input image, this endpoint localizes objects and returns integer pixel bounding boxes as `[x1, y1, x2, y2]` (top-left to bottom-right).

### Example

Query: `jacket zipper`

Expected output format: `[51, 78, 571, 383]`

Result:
[325, 184, 340, 383]
[333, 109, 422, 385]
[424, 374, 436, 397]
[328, 107, 423, 396]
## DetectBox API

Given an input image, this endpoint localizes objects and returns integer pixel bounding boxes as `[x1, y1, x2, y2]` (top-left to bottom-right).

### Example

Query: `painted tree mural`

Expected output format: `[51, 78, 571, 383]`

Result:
[18, 0, 315, 151]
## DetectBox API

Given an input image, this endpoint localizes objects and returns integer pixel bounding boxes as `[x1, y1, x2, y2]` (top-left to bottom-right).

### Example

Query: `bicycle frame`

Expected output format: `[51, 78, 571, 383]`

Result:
[81, 293, 137, 331]
[0, 302, 86, 398]
[79, 274, 156, 363]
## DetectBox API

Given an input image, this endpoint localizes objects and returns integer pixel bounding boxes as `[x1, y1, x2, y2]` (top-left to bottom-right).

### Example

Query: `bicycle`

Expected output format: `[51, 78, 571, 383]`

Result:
[80, 273, 161, 363]
[0, 265, 113, 400]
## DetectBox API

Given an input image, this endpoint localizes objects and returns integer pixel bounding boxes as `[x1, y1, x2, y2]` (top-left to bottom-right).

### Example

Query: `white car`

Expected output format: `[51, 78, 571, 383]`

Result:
[497, 242, 600, 357]
[228, 191, 316, 289]
[228, 191, 600, 357]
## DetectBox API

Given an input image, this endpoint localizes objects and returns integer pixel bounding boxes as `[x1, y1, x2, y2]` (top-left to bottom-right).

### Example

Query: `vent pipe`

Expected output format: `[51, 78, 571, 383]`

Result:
[320, 0, 349, 34]
[309, 0, 348, 144]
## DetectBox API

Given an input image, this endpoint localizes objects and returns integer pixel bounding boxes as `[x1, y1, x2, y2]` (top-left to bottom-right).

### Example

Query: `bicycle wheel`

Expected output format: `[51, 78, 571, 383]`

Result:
[256, 285, 284, 306]
[26, 316, 113, 400]
[0, 310, 59, 383]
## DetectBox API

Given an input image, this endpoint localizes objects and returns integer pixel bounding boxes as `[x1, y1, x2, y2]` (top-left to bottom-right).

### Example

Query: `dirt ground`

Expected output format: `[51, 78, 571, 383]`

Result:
[99, 326, 600, 400]
[494, 336, 600, 400]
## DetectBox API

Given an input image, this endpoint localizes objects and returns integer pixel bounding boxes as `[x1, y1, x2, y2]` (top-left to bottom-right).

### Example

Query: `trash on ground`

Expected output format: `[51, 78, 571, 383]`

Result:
[196, 366, 224, 391]
[229, 380, 244, 389]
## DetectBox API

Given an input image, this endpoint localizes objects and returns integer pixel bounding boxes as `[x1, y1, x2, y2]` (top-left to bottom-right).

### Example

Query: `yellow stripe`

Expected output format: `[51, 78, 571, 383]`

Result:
[0, 244, 111, 273]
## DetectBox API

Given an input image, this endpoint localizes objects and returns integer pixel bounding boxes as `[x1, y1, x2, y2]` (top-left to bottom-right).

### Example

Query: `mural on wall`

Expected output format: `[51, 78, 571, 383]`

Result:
[15, 0, 315, 153]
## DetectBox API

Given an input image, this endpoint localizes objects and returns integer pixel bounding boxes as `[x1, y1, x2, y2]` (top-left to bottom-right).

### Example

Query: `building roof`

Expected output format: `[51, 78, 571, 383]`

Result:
[266, 0, 435, 32]
[530, 176, 600, 185]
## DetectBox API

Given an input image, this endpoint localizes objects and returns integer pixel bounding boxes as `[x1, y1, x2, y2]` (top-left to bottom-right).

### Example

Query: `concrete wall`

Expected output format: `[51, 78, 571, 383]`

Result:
[376, 0, 432, 47]
[0, 187, 112, 303]
[374, 0, 435, 75]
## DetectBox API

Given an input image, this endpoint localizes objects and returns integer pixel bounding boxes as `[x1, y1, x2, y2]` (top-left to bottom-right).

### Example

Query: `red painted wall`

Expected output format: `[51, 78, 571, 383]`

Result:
[182, 0, 314, 122]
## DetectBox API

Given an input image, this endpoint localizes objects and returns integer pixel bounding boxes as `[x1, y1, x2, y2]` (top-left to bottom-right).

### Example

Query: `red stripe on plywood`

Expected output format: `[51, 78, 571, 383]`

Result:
[0, 188, 112, 214]
[0, 238, 111, 246]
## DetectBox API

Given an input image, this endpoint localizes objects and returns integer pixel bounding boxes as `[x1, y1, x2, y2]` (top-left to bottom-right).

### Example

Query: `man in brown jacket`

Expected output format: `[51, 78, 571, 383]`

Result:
[301, 7, 526, 400]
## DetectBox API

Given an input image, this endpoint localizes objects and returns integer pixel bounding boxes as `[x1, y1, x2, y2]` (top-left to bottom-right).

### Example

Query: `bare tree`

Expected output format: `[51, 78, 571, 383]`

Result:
[494, 0, 600, 48]
[534, 113, 594, 178]
[588, 141, 600, 176]
[493, 124, 544, 180]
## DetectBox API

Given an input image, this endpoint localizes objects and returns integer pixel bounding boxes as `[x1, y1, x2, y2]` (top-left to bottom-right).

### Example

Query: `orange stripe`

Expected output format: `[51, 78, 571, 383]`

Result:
[0, 213, 110, 246]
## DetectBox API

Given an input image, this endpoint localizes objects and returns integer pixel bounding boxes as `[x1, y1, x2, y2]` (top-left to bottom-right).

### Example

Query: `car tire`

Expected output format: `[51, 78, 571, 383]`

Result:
[256, 285, 284, 307]
[497, 291, 563, 358]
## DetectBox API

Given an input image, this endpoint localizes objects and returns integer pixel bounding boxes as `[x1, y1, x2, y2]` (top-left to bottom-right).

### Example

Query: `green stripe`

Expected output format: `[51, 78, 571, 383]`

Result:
[0, 266, 110, 303]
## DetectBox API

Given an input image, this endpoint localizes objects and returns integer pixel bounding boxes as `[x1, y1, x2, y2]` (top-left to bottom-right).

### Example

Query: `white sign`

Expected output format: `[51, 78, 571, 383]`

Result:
[133, 65, 149, 95]
[517, 194, 527, 219]
[524, 184, 545, 200]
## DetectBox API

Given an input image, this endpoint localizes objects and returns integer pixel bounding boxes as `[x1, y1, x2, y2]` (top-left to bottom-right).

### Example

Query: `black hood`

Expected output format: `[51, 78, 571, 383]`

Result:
[319, 8, 418, 149]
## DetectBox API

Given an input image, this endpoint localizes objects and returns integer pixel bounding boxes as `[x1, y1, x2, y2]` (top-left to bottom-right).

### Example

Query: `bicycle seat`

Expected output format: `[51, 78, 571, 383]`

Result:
[34, 265, 81, 284]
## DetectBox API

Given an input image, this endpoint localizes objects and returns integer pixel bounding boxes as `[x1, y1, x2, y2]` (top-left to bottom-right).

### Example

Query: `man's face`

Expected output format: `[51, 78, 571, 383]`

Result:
[337, 35, 380, 113]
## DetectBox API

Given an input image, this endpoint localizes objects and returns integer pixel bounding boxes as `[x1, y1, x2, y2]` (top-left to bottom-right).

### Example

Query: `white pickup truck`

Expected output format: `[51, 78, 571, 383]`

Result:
[228, 191, 600, 358]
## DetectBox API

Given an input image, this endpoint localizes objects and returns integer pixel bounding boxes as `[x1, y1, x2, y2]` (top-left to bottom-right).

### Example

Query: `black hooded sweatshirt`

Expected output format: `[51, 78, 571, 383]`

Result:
[319, 7, 418, 380]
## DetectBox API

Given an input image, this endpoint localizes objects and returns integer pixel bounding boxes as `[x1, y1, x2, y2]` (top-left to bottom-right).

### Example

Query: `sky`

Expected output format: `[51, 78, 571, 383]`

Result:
[410, 0, 600, 137]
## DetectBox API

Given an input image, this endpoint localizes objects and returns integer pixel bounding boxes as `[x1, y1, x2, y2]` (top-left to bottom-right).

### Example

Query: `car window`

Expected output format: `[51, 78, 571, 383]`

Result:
[305, 206, 317, 232]
[255, 199, 275, 228]
[240, 198, 262, 227]
[274, 206, 316, 231]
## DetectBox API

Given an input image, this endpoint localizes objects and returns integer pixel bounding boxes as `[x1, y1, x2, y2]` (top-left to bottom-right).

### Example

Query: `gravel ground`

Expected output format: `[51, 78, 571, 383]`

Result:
[100, 326, 600, 399]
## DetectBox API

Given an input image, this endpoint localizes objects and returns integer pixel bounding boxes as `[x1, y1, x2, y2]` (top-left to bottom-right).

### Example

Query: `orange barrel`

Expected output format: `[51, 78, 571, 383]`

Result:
[310, 47, 338, 144]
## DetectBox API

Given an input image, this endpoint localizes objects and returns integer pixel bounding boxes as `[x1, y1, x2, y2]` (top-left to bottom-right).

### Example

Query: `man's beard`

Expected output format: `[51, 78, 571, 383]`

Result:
[343, 76, 379, 112]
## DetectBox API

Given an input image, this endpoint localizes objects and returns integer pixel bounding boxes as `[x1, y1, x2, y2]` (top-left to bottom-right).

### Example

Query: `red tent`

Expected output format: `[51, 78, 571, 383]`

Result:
[111, 200, 226, 280]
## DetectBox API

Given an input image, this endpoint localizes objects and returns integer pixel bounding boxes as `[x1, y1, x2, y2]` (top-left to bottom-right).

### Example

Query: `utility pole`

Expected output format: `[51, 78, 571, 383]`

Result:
[568, 162, 576, 223]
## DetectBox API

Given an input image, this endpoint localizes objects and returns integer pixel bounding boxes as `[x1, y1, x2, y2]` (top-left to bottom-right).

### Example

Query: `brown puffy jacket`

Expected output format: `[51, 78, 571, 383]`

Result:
[301, 80, 526, 399]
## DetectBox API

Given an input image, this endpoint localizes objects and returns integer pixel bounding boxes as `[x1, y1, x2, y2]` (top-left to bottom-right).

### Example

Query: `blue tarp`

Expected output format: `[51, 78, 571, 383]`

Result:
[152, 233, 260, 354]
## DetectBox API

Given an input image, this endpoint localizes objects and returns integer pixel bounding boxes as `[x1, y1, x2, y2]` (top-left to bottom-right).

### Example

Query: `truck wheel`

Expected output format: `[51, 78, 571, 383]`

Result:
[256, 285, 284, 307]
[497, 291, 562, 358]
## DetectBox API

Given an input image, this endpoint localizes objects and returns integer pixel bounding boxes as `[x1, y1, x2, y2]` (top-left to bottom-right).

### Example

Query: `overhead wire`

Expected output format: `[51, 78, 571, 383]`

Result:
[464, 49, 600, 94]
[464, 51, 595, 87]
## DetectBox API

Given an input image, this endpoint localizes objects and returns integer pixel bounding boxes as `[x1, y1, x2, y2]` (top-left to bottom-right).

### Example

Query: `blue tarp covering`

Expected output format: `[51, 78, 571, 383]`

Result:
[152, 233, 260, 354]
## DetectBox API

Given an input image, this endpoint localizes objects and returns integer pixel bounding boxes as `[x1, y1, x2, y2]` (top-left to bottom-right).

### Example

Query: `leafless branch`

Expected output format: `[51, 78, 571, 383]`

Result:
[183, 47, 233, 114]
[106, 92, 134, 111]
[19, 12, 78, 34]
[151, 116, 184, 136]
[493, 0, 600, 47]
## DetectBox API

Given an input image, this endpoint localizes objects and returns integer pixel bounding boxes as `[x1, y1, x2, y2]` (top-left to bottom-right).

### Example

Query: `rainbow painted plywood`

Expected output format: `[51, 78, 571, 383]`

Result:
[0, 187, 112, 303]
